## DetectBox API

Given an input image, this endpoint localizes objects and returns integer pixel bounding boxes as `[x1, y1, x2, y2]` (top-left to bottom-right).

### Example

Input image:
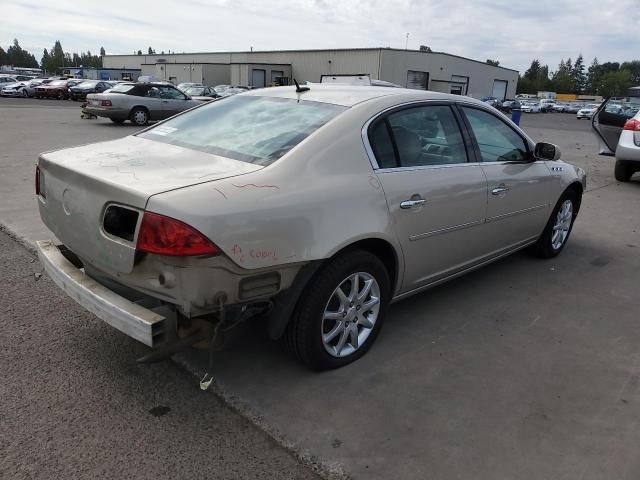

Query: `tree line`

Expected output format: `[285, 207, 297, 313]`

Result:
[0, 39, 39, 69]
[41, 40, 105, 73]
[0, 38, 105, 73]
[517, 54, 640, 97]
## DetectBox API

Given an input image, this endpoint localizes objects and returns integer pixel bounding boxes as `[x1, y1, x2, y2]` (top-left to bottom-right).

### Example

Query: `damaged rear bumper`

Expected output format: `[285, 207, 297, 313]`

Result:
[36, 240, 170, 347]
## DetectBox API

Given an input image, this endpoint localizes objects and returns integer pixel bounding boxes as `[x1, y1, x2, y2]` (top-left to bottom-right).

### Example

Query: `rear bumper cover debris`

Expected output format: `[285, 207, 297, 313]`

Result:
[36, 240, 169, 347]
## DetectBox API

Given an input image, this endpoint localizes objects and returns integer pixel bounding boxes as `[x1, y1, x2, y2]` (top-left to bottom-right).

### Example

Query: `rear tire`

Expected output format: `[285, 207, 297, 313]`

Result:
[530, 190, 579, 258]
[130, 107, 149, 126]
[283, 249, 390, 370]
[614, 161, 633, 182]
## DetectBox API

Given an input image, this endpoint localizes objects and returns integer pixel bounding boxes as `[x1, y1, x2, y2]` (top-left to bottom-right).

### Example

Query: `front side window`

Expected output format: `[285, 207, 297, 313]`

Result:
[138, 95, 346, 165]
[159, 86, 186, 99]
[369, 105, 468, 168]
[461, 107, 528, 162]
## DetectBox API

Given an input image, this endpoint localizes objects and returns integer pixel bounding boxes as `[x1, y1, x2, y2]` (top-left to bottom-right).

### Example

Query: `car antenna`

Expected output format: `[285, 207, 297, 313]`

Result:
[294, 78, 310, 93]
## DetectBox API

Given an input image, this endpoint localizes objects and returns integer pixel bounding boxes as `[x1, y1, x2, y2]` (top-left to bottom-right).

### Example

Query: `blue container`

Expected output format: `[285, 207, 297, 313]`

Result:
[511, 109, 522, 126]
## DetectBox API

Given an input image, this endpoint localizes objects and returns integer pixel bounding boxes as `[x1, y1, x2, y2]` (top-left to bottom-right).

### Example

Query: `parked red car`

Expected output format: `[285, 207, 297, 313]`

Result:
[34, 79, 70, 99]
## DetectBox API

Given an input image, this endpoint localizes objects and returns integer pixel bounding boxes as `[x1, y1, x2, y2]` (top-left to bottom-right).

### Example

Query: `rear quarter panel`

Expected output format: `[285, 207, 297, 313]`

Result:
[144, 103, 403, 274]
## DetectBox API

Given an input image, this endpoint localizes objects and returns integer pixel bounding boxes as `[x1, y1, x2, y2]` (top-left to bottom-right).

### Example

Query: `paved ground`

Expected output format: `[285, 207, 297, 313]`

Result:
[0, 98, 321, 480]
[2, 97, 640, 479]
[0, 224, 321, 480]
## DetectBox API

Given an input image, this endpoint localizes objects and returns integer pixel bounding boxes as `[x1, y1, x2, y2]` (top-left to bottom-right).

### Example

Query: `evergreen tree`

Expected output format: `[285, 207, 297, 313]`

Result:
[572, 54, 586, 94]
[586, 57, 600, 94]
[524, 59, 541, 80]
[100, 46, 106, 57]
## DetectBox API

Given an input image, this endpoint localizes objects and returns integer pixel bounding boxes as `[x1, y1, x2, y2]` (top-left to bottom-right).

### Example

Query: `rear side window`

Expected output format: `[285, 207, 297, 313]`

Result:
[461, 107, 528, 162]
[369, 121, 397, 168]
[138, 95, 346, 165]
[368, 105, 468, 168]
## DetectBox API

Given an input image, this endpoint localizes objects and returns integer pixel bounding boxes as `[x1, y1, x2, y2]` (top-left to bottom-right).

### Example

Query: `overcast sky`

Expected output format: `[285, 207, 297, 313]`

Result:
[2, 0, 639, 72]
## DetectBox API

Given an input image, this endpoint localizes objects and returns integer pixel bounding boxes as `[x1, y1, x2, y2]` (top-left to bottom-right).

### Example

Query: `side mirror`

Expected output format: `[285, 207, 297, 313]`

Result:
[534, 142, 561, 161]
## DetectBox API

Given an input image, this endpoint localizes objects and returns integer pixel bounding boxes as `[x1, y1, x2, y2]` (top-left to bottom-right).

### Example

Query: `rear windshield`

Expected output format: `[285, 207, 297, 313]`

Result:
[138, 95, 347, 165]
[78, 80, 99, 88]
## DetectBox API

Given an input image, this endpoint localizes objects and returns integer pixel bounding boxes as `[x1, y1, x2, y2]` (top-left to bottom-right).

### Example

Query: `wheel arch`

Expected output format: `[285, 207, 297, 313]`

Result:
[565, 181, 583, 212]
[266, 236, 401, 340]
[129, 105, 151, 118]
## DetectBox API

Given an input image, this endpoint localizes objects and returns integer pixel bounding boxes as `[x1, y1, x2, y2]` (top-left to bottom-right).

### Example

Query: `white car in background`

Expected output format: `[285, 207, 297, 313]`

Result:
[1, 81, 28, 97]
[577, 104, 599, 120]
[521, 101, 541, 113]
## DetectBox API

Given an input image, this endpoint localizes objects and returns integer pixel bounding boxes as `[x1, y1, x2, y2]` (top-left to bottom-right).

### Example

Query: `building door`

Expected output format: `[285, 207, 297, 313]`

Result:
[251, 69, 266, 88]
[406, 70, 429, 90]
[271, 70, 284, 86]
[492, 80, 508, 101]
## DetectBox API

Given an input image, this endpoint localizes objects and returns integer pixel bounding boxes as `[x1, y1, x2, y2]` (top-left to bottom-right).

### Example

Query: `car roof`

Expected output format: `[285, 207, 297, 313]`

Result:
[245, 84, 483, 107]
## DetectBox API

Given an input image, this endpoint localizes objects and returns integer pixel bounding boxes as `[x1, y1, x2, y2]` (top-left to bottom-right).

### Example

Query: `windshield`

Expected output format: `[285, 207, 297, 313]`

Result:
[185, 86, 207, 95]
[110, 83, 135, 93]
[50, 80, 66, 86]
[138, 95, 347, 165]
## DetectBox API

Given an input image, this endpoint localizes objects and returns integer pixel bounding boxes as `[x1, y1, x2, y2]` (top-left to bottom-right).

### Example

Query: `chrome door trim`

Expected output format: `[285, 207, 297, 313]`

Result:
[486, 203, 548, 222]
[409, 219, 483, 241]
[361, 99, 463, 171]
[361, 99, 538, 172]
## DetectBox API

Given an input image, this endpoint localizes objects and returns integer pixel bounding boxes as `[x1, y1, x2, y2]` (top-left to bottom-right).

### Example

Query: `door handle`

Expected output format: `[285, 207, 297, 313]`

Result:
[491, 185, 509, 195]
[400, 198, 426, 209]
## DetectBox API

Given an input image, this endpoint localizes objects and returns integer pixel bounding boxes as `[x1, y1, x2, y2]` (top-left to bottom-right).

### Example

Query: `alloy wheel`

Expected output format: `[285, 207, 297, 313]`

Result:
[551, 199, 573, 250]
[321, 272, 381, 358]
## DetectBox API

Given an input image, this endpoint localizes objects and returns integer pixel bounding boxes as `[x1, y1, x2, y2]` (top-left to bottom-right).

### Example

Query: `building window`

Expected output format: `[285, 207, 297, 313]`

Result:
[406, 70, 429, 90]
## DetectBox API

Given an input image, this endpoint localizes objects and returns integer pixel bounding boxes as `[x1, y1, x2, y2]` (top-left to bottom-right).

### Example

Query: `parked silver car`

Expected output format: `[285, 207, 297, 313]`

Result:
[36, 85, 586, 369]
[0, 81, 28, 97]
[84, 82, 201, 125]
[592, 90, 640, 181]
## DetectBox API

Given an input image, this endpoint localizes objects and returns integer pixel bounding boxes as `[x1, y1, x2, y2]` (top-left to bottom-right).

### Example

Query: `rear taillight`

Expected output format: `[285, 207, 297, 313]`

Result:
[136, 212, 220, 256]
[623, 118, 640, 131]
[101, 100, 112, 107]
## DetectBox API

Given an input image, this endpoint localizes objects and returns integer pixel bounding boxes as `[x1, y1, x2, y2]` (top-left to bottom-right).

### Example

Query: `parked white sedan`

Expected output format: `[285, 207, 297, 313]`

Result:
[577, 104, 599, 119]
[36, 85, 586, 369]
[521, 101, 541, 113]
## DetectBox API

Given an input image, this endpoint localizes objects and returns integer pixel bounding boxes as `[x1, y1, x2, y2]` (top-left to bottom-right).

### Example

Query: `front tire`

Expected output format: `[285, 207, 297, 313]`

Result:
[130, 107, 149, 126]
[530, 190, 579, 258]
[283, 249, 391, 370]
[614, 161, 633, 182]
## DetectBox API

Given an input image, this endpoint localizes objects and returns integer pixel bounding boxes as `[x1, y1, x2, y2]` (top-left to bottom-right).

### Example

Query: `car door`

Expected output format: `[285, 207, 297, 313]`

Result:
[158, 86, 192, 118]
[592, 96, 640, 155]
[459, 105, 556, 252]
[142, 86, 165, 118]
[368, 103, 489, 292]
[95, 82, 109, 93]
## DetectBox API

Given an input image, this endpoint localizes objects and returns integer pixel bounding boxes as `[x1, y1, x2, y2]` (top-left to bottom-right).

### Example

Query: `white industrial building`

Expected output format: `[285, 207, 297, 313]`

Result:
[103, 47, 519, 100]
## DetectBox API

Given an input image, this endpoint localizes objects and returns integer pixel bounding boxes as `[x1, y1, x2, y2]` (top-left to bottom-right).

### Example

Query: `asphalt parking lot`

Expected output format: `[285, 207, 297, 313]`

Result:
[2, 97, 640, 479]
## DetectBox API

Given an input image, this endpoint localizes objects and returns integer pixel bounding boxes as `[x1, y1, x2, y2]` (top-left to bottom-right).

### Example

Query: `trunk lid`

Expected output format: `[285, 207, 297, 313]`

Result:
[38, 135, 262, 274]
